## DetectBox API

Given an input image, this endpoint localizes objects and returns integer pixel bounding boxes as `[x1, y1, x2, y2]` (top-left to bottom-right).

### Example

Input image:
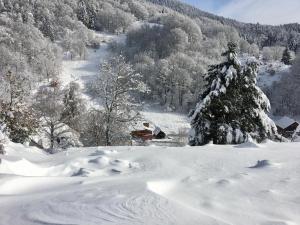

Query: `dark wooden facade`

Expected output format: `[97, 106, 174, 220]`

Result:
[131, 130, 153, 141]
[277, 122, 300, 138]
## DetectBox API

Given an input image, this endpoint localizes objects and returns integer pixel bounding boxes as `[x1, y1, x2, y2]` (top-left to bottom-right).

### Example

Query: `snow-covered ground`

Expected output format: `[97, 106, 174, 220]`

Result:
[141, 110, 190, 135]
[60, 32, 125, 108]
[60, 30, 190, 134]
[1, 141, 300, 225]
[257, 61, 290, 89]
[61, 32, 125, 87]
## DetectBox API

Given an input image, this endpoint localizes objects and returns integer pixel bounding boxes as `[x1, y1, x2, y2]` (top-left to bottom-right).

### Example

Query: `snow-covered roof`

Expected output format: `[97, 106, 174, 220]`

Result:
[275, 116, 298, 129]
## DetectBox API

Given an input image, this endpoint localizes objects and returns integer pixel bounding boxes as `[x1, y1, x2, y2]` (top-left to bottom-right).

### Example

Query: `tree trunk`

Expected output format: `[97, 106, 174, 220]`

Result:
[50, 123, 55, 149]
[105, 115, 112, 146]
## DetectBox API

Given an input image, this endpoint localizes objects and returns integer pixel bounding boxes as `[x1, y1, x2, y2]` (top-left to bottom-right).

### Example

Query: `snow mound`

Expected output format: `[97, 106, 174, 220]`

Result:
[72, 168, 91, 177]
[89, 149, 117, 156]
[0, 158, 49, 176]
[216, 179, 231, 186]
[88, 156, 110, 167]
[249, 160, 273, 168]
[147, 181, 176, 195]
[235, 140, 261, 148]
[0, 147, 138, 178]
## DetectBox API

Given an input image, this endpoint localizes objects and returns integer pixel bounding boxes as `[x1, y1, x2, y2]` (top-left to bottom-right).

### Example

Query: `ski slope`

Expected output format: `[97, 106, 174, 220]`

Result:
[60, 30, 191, 132]
[60, 32, 125, 108]
[0, 141, 300, 225]
[61, 32, 125, 87]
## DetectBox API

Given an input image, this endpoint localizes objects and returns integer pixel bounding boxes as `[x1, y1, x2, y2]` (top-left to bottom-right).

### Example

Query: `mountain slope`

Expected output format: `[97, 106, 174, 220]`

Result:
[145, 0, 300, 50]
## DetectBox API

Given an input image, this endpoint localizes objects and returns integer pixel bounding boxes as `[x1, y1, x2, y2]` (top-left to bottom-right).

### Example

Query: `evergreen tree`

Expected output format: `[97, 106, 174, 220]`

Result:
[0, 70, 38, 143]
[281, 47, 292, 65]
[77, 0, 95, 30]
[0, 102, 39, 143]
[189, 42, 278, 146]
[62, 82, 86, 131]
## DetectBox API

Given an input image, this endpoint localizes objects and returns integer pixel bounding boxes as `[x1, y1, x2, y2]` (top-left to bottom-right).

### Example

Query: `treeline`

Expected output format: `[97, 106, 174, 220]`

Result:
[111, 11, 260, 111]
[0, 0, 148, 150]
[145, 0, 300, 51]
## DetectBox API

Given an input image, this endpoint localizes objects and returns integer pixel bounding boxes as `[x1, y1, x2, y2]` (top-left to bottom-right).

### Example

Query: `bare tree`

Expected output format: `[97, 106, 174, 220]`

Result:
[92, 55, 147, 146]
[34, 81, 82, 151]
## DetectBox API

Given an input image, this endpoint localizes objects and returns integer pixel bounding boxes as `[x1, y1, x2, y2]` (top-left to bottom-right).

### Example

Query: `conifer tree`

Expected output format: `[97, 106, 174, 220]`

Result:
[189, 42, 278, 146]
[0, 70, 38, 143]
[0, 102, 39, 143]
[281, 47, 292, 65]
[61, 82, 86, 133]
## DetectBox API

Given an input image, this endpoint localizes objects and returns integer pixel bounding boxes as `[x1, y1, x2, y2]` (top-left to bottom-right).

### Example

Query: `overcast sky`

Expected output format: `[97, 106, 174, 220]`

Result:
[181, 0, 300, 25]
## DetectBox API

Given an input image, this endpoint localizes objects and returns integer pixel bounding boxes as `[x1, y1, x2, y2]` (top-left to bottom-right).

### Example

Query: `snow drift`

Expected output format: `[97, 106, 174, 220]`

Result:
[0, 141, 300, 225]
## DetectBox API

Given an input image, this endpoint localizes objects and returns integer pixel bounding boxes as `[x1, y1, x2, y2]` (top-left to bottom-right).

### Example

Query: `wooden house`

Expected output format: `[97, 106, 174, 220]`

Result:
[131, 129, 153, 142]
[284, 122, 300, 137]
[131, 122, 166, 142]
[276, 120, 300, 139]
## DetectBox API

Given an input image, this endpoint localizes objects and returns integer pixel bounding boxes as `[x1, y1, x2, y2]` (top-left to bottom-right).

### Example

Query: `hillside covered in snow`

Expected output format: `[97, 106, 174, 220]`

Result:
[0, 0, 299, 148]
[0, 0, 300, 224]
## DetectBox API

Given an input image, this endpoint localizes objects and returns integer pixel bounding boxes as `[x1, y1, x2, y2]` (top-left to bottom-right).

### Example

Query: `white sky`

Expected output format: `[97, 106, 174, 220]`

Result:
[182, 0, 300, 25]
[218, 0, 300, 25]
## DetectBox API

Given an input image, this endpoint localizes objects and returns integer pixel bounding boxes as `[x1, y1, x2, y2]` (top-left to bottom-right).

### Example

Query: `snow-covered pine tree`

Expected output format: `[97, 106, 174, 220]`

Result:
[0, 70, 39, 143]
[0, 102, 39, 143]
[62, 81, 86, 130]
[77, 0, 95, 30]
[281, 47, 292, 65]
[189, 42, 278, 146]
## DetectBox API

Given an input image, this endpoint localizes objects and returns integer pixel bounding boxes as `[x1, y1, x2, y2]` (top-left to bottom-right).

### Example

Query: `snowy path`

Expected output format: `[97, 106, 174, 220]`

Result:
[60, 32, 125, 108]
[61, 32, 125, 87]
[0, 142, 300, 225]
[60, 30, 190, 131]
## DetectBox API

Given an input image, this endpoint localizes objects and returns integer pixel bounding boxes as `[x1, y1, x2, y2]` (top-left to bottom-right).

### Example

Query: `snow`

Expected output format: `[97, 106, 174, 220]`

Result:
[257, 61, 290, 88]
[141, 110, 190, 135]
[0, 124, 8, 143]
[128, 21, 163, 31]
[249, 159, 273, 169]
[1, 141, 300, 225]
[225, 66, 237, 87]
[60, 32, 126, 108]
[275, 116, 297, 129]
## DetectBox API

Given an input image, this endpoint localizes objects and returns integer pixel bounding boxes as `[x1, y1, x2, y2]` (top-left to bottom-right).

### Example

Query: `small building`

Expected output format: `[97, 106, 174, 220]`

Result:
[131, 129, 153, 142]
[131, 122, 166, 143]
[275, 117, 300, 139]
[284, 122, 300, 138]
